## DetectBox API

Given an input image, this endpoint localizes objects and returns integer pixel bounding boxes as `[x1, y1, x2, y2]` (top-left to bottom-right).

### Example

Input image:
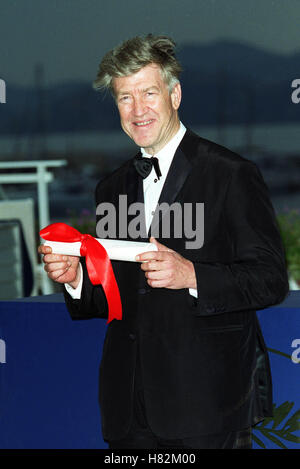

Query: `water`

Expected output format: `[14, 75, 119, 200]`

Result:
[0, 122, 300, 158]
[197, 122, 300, 156]
[1, 122, 300, 218]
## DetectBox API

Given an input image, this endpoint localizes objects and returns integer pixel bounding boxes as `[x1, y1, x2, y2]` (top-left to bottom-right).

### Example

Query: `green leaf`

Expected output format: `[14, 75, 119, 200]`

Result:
[282, 410, 300, 434]
[280, 433, 300, 444]
[272, 401, 294, 429]
[257, 416, 273, 429]
[252, 432, 266, 449]
[260, 429, 288, 449]
[253, 401, 300, 448]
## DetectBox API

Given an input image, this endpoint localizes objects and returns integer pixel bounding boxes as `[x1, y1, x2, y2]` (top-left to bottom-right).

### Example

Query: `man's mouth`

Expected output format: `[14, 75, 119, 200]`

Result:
[134, 119, 154, 127]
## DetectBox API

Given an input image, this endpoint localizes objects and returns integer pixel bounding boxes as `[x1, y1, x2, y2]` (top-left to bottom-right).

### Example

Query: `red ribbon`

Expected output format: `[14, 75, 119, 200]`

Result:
[40, 222, 122, 323]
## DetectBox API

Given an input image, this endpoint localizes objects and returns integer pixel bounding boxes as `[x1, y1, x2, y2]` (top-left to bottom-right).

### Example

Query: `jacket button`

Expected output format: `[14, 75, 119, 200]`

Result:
[129, 333, 136, 341]
[205, 305, 216, 314]
[138, 288, 147, 294]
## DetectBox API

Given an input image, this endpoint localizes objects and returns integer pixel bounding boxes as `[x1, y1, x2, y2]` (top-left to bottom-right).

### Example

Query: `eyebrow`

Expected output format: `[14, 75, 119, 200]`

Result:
[117, 85, 160, 96]
[143, 86, 160, 92]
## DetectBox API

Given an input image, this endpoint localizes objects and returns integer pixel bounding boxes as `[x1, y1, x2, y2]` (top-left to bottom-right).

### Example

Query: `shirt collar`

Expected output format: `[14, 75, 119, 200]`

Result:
[140, 122, 186, 166]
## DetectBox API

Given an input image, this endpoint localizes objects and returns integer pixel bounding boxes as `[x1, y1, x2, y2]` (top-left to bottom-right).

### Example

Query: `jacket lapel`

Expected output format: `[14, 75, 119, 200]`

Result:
[126, 152, 142, 205]
[126, 151, 148, 241]
[127, 130, 197, 240]
[148, 140, 192, 238]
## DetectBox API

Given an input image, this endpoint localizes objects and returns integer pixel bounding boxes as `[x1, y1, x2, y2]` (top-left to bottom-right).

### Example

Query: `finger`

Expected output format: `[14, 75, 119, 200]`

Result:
[146, 269, 170, 280]
[150, 237, 173, 252]
[38, 245, 52, 255]
[147, 278, 172, 288]
[140, 260, 168, 271]
[135, 250, 158, 262]
[43, 253, 69, 264]
[47, 266, 70, 281]
[44, 261, 70, 273]
[137, 250, 170, 262]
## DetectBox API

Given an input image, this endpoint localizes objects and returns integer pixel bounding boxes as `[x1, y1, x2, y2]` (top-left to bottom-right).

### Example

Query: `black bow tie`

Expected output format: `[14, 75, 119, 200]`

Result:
[133, 155, 162, 180]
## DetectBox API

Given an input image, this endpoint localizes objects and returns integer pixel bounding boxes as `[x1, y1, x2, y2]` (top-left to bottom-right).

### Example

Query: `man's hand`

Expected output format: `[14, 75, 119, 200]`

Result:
[136, 237, 197, 290]
[38, 245, 81, 289]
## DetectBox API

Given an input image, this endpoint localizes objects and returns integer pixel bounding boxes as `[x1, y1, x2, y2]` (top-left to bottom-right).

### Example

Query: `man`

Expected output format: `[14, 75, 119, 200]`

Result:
[38, 35, 289, 449]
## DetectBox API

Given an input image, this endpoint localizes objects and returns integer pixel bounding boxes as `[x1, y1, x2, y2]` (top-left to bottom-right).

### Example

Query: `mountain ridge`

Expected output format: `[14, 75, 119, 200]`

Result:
[0, 40, 299, 136]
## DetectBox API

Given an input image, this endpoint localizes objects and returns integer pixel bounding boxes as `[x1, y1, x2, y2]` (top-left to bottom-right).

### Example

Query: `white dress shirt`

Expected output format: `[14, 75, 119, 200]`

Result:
[142, 122, 185, 233]
[65, 121, 198, 298]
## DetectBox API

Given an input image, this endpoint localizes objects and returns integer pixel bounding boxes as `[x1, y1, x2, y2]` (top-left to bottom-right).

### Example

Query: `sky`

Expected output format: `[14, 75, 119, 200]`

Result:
[0, 0, 300, 85]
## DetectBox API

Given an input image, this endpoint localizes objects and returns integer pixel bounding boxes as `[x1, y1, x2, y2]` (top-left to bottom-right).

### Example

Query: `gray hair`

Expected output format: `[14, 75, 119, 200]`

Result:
[93, 34, 182, 96]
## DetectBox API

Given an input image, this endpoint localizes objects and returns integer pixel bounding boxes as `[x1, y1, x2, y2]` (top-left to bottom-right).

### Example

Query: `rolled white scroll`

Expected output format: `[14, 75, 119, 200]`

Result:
[43, 238, 157, 262]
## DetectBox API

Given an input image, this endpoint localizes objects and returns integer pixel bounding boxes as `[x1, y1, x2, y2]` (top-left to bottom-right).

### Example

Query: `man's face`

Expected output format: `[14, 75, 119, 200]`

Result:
[113, 63, 181, 155]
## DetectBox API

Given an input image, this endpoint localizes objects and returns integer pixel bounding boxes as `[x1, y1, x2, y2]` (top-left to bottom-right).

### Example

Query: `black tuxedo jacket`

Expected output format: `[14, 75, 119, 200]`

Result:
[65, 129, 289, 441]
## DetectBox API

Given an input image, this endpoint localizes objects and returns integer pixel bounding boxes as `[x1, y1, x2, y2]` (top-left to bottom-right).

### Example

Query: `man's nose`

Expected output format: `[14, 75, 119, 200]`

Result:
[133, 98, 147, 116]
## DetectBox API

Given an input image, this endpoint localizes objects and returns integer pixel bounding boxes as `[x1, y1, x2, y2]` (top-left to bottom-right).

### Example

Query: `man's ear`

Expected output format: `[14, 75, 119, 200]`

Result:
[171, 82, 181, 110]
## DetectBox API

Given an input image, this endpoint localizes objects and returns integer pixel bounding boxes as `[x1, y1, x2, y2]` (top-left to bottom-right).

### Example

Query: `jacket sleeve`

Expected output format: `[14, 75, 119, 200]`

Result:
[63, 258, 108, 320]
[190, 160, 289, 316]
